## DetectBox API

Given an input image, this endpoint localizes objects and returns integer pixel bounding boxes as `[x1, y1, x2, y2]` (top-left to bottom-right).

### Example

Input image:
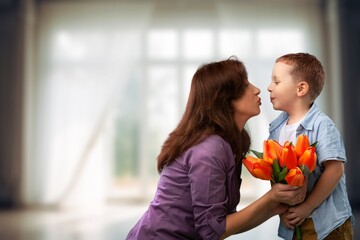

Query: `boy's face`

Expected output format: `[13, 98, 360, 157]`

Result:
[268, 62, 299, 112]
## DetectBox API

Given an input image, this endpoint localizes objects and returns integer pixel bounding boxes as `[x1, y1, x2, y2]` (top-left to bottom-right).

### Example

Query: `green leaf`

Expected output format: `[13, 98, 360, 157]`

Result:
[272, 159, 281, 182]
[311, 141, 318, 148]
[299, 164, 310, 176]
[250, 149, 263, 159]
[278, 167, 288, 182]
[295, 225, 302, 240]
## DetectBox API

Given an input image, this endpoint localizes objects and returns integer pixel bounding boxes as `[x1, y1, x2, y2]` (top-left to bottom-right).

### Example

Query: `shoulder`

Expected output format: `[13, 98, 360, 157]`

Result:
[202, 135, 230, 147]
[194, 135, 232, 155]
[304, 104, 338, 132]
[310, 111, 346, 161]
[183, 135, 234, 168]
[307, 110, 343, 144]
[313, 111, 339, 132]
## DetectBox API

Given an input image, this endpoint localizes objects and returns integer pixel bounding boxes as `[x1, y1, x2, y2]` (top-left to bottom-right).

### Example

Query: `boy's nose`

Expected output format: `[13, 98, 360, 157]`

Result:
[267, 84, 272, 92]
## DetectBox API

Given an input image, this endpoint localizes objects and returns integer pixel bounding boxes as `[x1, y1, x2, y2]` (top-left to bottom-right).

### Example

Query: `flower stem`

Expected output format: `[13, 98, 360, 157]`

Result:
[295, 225, 302, 240]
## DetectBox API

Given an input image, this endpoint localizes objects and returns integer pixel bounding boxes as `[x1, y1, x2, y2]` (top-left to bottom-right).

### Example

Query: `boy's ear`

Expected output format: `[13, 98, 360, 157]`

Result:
[297, 82, 309, 97]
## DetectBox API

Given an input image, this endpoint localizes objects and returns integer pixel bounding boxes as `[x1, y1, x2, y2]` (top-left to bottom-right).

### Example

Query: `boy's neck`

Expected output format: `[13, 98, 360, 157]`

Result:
[286, 103, 312, 125]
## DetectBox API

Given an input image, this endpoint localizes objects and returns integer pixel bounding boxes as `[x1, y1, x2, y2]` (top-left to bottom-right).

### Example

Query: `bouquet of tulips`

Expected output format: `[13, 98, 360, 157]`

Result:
[242, 135, 317, 240]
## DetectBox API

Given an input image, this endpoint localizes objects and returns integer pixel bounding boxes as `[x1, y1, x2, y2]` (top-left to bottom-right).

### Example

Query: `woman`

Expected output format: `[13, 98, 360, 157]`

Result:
[126, 58, 306, 240]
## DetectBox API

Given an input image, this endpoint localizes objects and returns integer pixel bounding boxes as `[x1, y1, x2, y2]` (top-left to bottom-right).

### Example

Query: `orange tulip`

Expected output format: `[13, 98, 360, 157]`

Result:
[279, 144, 297, 169]
[283, 141, 292, 147]
[273, 140, 283, 156]
[243, 156, 273, 180]
[295, 135, 310, 158]
[263, 139, 282, 165]
[298, 146, 317, 172]
[285, 167, 305, 187]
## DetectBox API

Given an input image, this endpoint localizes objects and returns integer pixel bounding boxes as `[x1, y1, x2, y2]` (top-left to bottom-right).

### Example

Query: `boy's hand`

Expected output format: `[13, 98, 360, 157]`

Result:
[285, 203, 312, 227]
[280, 212, 294, 229]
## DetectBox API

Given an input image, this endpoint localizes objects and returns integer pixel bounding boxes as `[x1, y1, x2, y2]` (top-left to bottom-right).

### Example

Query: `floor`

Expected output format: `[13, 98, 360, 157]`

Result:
[0, 203, 358, 240]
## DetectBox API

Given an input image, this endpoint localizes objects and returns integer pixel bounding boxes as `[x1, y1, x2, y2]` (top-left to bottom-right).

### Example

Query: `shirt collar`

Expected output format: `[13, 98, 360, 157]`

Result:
[269, 102, 322, 132]
[299, 102, 322, 131]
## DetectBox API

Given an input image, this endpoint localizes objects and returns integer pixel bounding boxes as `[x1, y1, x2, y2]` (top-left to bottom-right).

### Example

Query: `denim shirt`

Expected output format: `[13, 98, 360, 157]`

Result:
[268, 103, 354, 240]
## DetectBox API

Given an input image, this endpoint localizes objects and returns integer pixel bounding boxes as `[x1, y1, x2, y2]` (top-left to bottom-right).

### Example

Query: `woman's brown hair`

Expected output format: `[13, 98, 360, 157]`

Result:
[157, 57, 251, 172]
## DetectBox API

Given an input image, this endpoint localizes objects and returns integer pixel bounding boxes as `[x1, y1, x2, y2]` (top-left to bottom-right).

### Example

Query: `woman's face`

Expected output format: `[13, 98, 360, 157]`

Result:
[231, 82, 261, 128]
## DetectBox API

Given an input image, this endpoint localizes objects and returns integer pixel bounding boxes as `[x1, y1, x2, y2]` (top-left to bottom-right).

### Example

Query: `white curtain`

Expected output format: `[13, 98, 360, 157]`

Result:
[24, 2, 153, 207]
[23, 0, 339, 210]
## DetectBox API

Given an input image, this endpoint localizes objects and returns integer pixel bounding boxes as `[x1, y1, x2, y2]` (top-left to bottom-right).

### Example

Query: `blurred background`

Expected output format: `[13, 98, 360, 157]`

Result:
[0, 0, 359, 239]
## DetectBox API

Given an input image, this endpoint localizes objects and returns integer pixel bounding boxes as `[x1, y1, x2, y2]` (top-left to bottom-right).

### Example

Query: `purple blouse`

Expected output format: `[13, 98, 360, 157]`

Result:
[126, 135, 241, 240]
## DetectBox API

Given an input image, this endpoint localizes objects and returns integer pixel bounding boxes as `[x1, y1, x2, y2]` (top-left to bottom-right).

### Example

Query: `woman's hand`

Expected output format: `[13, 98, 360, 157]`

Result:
[270, 183, 307, 206]
[272, 203, 289, 216]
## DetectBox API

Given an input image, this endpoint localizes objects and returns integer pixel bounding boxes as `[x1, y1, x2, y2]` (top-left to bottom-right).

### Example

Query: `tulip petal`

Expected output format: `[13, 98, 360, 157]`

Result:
[295, 135, 310, 158]
[253, 161, 273, 180]
[280, 144, 297, 169]
[298, 146, 317, 173]
[263, 140, 282, 165]
[285, 167, 305, 187]
[242, 156, 273, 180]
[242, 156, 257, 173]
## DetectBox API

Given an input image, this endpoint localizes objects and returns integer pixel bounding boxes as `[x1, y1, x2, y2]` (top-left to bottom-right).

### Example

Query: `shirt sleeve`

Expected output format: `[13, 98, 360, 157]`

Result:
[316, 120, 346, 164]
[186, 136, 234, 240]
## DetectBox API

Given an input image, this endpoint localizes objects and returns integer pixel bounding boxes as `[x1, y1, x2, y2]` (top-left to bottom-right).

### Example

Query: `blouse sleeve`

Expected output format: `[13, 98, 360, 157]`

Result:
[185, 136, 235, 240]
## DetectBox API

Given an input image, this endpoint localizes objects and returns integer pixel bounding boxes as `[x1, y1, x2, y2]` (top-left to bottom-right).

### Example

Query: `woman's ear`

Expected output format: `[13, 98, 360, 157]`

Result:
[297, 82, 309, 97]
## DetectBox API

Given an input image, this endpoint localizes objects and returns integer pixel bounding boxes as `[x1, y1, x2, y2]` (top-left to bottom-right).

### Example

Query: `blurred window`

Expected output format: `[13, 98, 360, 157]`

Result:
[114, 26, 306, 200]
[34, 2, 321, 204]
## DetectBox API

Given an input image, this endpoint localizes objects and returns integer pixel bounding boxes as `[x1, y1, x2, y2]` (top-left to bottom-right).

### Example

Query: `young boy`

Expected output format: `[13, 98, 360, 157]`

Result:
[267, 53, 354, 240]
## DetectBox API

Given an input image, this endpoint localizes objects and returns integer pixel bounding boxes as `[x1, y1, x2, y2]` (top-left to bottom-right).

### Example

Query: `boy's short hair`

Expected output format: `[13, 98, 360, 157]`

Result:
[276, 53, 325, 101]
